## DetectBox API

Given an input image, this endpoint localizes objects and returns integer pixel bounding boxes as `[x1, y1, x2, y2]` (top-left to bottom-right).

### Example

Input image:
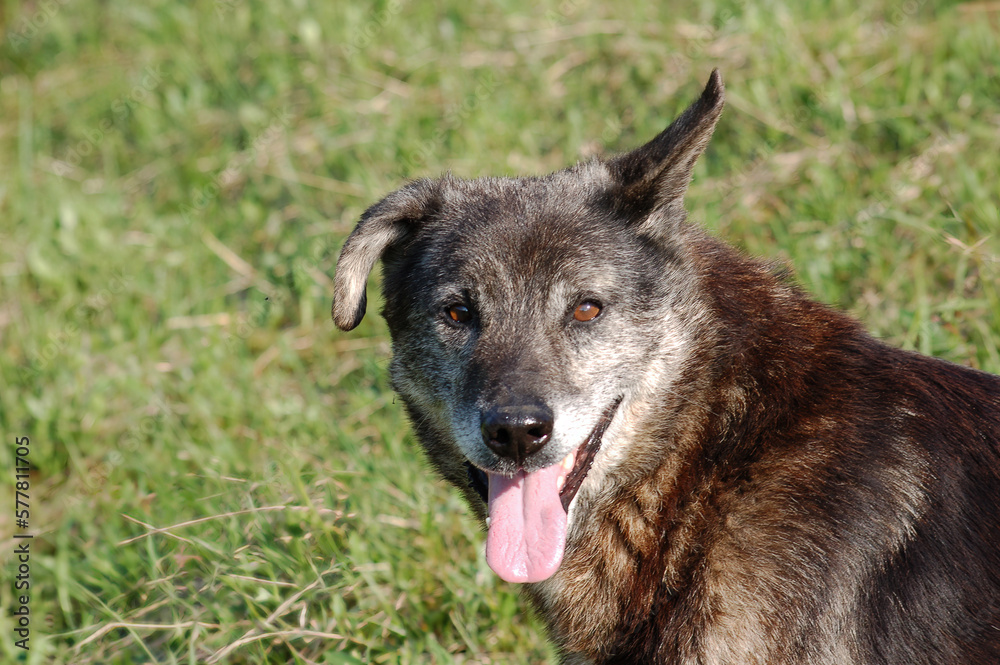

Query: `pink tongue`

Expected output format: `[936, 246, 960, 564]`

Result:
[486, 465, 567, 583]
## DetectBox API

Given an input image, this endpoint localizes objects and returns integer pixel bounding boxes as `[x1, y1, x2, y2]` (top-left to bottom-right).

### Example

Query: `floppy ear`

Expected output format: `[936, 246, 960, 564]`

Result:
[607, 69, 724, 220]
[332, 179, 439, 331]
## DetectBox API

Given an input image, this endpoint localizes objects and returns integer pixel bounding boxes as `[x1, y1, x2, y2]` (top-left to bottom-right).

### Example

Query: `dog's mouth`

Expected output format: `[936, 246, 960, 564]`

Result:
[465, 397, 622, 584]
[557, 397, 622, 510]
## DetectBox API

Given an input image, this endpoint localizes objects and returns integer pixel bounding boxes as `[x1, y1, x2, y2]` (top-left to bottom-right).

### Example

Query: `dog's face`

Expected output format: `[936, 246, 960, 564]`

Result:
[381, 171, 683, 474]
[334, 71, 724, 583]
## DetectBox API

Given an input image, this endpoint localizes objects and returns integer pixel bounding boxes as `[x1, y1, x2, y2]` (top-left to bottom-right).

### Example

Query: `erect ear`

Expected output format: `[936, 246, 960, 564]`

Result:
[607, 69, 724, 220]
[332, 179, 440, 331]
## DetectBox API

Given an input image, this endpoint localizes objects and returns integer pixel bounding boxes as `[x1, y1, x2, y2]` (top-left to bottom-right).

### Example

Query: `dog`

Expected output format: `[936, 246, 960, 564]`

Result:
[332, 70, 1000, 664]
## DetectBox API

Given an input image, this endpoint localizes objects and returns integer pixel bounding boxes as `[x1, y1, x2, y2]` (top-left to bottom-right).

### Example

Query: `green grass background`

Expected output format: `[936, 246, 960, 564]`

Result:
[1, 0, 998, 662]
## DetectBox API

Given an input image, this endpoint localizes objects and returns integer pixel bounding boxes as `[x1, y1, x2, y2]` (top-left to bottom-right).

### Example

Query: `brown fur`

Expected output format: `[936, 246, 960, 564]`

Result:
[527, 235, 963, 663]
[333, 70, 1000, 664]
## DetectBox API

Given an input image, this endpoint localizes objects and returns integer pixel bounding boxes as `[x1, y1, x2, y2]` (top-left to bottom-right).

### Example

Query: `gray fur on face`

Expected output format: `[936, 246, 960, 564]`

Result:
[333, 72, 725, 484]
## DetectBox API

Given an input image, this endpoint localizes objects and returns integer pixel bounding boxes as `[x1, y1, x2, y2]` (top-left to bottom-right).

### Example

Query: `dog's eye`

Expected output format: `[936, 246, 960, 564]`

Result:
[446, 304, 473, 324]
[573, 301, 601, 322]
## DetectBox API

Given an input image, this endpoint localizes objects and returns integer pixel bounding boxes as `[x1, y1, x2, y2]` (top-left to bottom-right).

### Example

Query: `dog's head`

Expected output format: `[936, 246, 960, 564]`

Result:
[333, 71, 724, 583]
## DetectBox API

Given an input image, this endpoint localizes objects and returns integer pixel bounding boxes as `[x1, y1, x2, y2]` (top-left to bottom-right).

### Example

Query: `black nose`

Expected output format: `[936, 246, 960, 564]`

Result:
[481, 402, 554, 465]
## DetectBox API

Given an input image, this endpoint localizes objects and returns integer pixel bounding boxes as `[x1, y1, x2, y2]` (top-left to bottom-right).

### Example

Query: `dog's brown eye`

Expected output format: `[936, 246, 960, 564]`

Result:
[574, 301, 601, 322]
[447, 304, 472, 324]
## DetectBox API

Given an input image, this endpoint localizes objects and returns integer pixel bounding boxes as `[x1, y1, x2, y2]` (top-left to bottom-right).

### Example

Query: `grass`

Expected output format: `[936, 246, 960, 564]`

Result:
[0, 0, 998, 662]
